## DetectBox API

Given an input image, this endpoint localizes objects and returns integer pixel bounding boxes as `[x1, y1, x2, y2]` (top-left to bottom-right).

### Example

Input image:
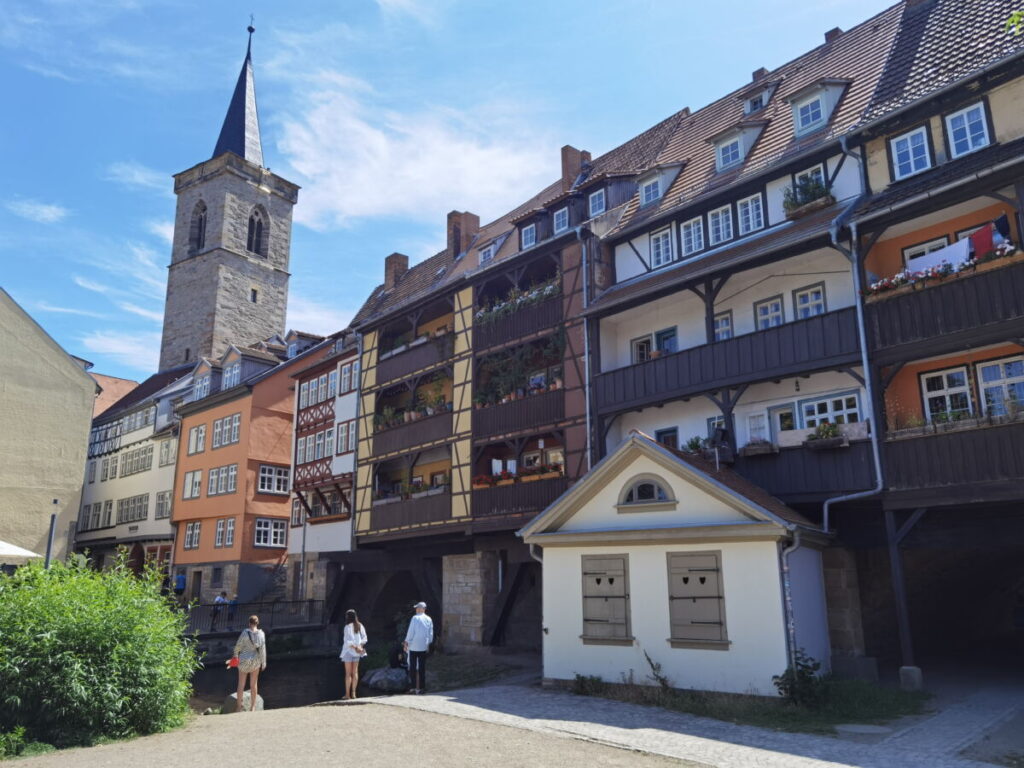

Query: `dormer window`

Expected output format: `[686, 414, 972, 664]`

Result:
[945, 102, 990, 159]
[588, 189, 606, 217]
[890, 126, 931, 180]
[795, 94, 825, 133]
[746, 94, 765, 114]
[717, 139, 742, 170]
[553, 207, 569, 234]
[641, 179, 661, 206]
[193, 375, 210, 400]
[521, 224, 536, 249]
[222, 362, 241, 389]
[287, 342, 298, 358]
[479, 244, 494, 264]
[786, 80, 848, 137]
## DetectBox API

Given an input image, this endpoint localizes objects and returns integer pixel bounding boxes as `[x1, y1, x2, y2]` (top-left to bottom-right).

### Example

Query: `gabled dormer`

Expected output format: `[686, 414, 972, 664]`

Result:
[635, 162, 685, 208]
[785, 78, 849, 137]
[219, 347, 243, 390]
[738, 74, 780, 116]
[190, 359, 218, 401]
[510, 208, 548, 252]
[709, 121, 768, 172]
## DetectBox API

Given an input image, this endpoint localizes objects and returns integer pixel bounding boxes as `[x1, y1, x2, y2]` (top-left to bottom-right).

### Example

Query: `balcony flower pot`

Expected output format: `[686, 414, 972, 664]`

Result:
[803, 436, 849, 450]
[472, 483, 491, 490]
[495, 478, 515, 487]
[539, 470, 562, 480]
[519, 473, 542, 483]
[784, 194, 835, 220]
[650, 350, 663, 360]
[739, 442, 777, 457]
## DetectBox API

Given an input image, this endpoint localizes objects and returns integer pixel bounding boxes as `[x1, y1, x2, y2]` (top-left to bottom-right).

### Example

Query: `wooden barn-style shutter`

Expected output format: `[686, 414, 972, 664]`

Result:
[581, 554, 630, 641]
[667, 552, 727, 643]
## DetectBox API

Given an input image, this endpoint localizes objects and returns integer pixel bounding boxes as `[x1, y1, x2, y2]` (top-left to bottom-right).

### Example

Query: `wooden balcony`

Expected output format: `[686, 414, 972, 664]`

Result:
[368, 490, 452, 532]
[472, 389, 565, 439]
[373, 411, 452, 456]
[377, 334, 454, 384]
[595, 307, 860, 415]
[733, 439, 875, 504]
[474, 296, 563, 349]
[866, 259, 1024, 365]
[884, 420, 1024, 508]
[471, 475, 569, 519]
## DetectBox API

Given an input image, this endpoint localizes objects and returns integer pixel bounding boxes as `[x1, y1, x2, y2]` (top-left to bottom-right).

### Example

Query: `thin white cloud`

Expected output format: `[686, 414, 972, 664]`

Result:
[104, 161, 169, 194]
[73, 275, 113, 295]
[36, 301, 106, 318]
[22, 61, 76, 81]
[145, 219, 175, 245]
[278, 79, 554, 230]
[117, 301, 163, 323]
[6, 198, 69, 224]
[286, 293, 354, 336]
[80, 330, 160, 372]
[374, 0, 448, 25]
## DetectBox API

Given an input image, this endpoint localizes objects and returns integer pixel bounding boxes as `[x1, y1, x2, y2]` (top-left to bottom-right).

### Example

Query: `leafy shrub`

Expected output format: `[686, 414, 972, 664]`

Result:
[0, 557, 200, 747]
[571, 674, 606, 696]
[772, 649, 826, 707]
[0, 726, 26, 757]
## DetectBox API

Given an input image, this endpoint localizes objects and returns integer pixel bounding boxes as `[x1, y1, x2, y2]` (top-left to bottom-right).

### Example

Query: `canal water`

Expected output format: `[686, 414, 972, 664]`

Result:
[192, 654, 348, 711]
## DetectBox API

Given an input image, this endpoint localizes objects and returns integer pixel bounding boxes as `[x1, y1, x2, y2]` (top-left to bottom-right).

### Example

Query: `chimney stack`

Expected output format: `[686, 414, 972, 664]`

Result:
[384, 252, 409, 290]
[447, 210, 480, 259]
[824, 27, 842, 44]
[752, 67, 769, 83]
[561, 145, 591, 191]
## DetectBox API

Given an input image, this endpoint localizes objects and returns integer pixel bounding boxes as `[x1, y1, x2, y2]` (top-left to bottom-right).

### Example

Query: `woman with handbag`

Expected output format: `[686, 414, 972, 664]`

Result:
[339, 609, 368, 700]
[227, 615, 266, 712]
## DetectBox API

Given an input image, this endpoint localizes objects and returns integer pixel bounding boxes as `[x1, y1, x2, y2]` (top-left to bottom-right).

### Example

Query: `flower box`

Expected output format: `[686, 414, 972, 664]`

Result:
[472, 483, 491, 490]
[495, 478, 515, 487]
[785, 194, 835, 220]
[739, 442, 778, 457]
[539, 470, 562, 480]
[803, 436, 849, 450]
[519, 474, 543, 483]
[411, 486, 446, 499]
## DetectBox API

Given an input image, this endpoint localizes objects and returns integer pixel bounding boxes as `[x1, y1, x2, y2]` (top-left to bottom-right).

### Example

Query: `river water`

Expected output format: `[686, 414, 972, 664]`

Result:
[192, 655, 348, 711]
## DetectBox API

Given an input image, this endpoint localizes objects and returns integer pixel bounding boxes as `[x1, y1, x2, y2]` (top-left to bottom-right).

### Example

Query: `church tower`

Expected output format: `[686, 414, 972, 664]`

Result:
[158, 27, 298, 371]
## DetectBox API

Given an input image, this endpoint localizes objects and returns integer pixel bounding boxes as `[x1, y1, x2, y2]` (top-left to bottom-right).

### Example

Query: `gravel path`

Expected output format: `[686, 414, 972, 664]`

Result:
[14, 704, 702, 768]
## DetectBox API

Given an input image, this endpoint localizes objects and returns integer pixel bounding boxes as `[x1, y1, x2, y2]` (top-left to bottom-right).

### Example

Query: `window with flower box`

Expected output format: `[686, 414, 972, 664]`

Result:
[800, 392, 860, 428]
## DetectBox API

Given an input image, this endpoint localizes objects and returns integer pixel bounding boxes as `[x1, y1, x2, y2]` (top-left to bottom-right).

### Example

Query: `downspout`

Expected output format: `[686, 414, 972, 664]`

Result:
[779, 528, 803, 668]
[576, 226, 593, 471]
[823, 134, 885, 534]
[529, 543, 543, 564]
[352, 331, 364, 553]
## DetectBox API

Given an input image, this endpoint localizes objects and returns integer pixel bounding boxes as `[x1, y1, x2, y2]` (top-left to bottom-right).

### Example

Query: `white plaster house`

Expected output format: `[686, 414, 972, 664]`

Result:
[519, 431, 829, 696]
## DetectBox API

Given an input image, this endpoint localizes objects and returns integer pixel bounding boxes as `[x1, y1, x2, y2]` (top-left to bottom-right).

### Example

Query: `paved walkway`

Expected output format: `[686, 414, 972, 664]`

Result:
[372, 682, 1021, 768]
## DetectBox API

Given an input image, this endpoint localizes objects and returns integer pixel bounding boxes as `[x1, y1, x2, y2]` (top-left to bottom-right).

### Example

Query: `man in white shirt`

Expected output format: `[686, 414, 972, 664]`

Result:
[403, 601, 433, 694]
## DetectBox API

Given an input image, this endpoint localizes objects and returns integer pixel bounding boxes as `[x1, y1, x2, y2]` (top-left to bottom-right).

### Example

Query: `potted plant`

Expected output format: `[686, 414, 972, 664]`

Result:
[472, 474, 495, 490]
[539, 463, 563, 480]
[494, 470, 515, 486]
[783, 176, 835, 219]
[650, 349, 663, 360]
[803, 421, 848, 450]
[739, 438, 777, 457]
[519, 466, 542, 483]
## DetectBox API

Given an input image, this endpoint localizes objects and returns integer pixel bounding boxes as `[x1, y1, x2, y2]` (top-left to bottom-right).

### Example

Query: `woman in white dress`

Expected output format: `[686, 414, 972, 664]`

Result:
[230, 615, 267, 712]
[340, 609, 368, 700]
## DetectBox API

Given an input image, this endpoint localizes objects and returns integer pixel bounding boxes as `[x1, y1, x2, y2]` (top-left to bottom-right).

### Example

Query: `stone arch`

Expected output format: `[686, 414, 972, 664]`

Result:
[189, 200, 207, 255]
[246, 205, 269, 257]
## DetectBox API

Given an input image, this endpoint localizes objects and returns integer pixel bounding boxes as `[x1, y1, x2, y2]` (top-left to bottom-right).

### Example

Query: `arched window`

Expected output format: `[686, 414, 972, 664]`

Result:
[189, 201, 207, 254]
[246, 207, 268, 257]
[618, 473, 675, 509]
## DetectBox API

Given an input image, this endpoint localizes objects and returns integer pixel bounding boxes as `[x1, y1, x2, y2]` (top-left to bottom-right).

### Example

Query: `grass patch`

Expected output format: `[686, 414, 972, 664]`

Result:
[429, 654, 515, 691]
[570, 674, 928, 734]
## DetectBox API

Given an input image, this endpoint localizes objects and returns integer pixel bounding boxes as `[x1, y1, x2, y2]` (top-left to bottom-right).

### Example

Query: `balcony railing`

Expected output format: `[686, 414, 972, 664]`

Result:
[377, 334, 454, 384]
[373, 411, 452, 455]
[474, 296, 563, 349]
[595, 307, 860, 415]
[884, 419, 1024, 502]
[471, 475, 569, 518]
[866, 259, 1024, 363]
[186, 600, 324, 635]
[733, 440, 875, 503]
[472, 389, 565, 438]
[369, 490, 452, 532]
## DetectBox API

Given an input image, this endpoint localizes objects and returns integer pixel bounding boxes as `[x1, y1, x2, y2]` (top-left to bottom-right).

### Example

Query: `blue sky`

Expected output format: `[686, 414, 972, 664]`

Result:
[0, 0, 897, 379]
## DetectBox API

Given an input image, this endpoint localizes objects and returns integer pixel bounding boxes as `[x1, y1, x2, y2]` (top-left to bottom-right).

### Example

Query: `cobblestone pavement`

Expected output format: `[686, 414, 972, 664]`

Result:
[374, 683, 1020, 768]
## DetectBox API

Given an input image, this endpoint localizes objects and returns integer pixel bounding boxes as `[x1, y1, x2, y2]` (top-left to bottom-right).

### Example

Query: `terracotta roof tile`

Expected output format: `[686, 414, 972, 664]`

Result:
[94, 364, 192, 424]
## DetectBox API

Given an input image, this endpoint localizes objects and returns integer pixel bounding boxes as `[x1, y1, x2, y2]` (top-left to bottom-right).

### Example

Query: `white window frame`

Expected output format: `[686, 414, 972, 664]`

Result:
[224, 518, 234, 547]
[737, 193, 764, 235]
[921, 366, 973, 422]
[708, 205, 733, 245]
[328, 370, 338, 398]
[903, 236, 949, 269]
[641, 178, 661, 206]
[222, 362, 241, 389]
[754, 295, 784, 330]
[713, 311, 733, 342]
[588, 189, 606, 217]
[315, 431, 325, 460]
[945, 102, 990, 159]
[890, 125, 932, 180]
[521, 223, 536, 249]
[212, 419, 223, 449]
[340, 364, 351, 393]
[230, 413, 240, 444]
[318, 375, 328, 403]
[977, 355, 1024, 416]
[478, 244, 494, 264]
[155, 491, 171, 520]
[258, 465, 290, 495]
[795, 94, 825, 134]
[348, 419, 357, 452]
[296, 436, 306, 465]
[88, 460, 96, 484]
[291, 499, 304, 526]
[336, 422, 349, 455]
[631, 335, 653, 364]
[254, 518, 287, 548]
[215, 519, 225, 548]
[800, 391, 861, 428]
[681, 216, 704, 256]
[299, 382, 309, 409]
[793, 283, 826, 319]
[649, 228, 673, 268]
[717, 139, 742, 170]
[553, 207, 569, 233]
[796, 165, 825, 187]
[193, 376, 210, 400]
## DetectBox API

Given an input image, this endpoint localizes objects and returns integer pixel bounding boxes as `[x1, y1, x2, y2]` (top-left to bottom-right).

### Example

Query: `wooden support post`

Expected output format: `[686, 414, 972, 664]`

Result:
[484, 562, 525, 646]
[1015, 181, 1024, 244]
[885, 508, 919, 669]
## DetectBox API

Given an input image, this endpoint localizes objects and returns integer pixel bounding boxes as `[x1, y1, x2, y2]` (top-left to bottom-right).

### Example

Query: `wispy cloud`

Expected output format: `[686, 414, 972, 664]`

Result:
[6, 198, 69, 223]
[374, 0, 450, 25]
[73, 275, 114, 295]
[286, 293, 354, 336]
[80, 329, 161, 372]
[36, 301, 106, 318]
[145, 219, 174, 245]
[117, 302, 163, 323]
[104, 161, 169, 194]
[278, 78, 554, 230]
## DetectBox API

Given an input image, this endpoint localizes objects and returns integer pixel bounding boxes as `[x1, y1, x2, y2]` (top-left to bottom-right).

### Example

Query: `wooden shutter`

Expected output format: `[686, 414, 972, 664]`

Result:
[582, 555, 630, 640]
[667, 552, 726, 642]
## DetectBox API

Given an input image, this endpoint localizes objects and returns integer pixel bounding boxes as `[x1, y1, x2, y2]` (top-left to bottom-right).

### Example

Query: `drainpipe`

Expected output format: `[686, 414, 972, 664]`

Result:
[823, 135, 885, 534]
[575, 226, 593, 471]
[352, 331, 364, 553]
[528, 543, 543, 564]
[779, 528, 803, 668]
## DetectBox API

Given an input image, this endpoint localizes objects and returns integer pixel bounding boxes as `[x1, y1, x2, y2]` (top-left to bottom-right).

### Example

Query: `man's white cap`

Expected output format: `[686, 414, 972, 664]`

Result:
[414, 601, 427, 609]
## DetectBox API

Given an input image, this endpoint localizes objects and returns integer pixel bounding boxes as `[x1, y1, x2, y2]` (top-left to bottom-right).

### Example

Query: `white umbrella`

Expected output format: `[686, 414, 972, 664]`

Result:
[0, 540, 43, 561]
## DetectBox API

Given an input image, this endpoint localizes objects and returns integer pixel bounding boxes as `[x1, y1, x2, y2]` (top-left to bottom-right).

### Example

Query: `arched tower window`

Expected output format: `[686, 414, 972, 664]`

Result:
[189, 201, 207, 255]
[246, 207, 269, 257]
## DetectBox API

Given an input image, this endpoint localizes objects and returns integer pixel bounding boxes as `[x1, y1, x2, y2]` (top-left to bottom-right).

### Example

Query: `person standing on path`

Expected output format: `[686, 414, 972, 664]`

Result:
[211, 591, 227, 631]
[340, 609, 368, 700]
[403, 601, 433, 694]
[229, 615, 267, 712]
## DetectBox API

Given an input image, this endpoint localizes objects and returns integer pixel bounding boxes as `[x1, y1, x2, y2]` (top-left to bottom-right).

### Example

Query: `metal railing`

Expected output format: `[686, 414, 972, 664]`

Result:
[185, 599, 324, 635]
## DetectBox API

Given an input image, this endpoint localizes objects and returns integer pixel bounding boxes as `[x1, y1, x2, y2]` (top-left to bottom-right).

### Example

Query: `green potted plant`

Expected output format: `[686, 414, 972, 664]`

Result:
[803, 420, 847, 450]
[739, 438, 777, 457]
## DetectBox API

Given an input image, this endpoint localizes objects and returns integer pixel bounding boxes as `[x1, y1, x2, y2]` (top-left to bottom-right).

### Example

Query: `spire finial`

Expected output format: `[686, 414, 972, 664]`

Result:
[247, 16, 255, 56]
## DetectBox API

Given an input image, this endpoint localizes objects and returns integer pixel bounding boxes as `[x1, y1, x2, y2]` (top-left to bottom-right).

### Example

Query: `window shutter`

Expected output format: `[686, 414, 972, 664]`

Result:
[582, 555, 630, 639]
[667, 552, 726, 642]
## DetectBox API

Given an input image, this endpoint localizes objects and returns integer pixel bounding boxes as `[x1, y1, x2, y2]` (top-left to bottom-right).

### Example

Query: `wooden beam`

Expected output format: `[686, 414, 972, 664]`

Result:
[332, 483, 352, 514]
[484, 562, 525, 646]
[840, 367, 865, 387]
[296, 490, 313, 516]
[881, 361, 906, 388]
[885, 508, 917, 668]
[896, 507, 927, 544]
[984, 191, 1019, 210]
[626, 239, 650, 272]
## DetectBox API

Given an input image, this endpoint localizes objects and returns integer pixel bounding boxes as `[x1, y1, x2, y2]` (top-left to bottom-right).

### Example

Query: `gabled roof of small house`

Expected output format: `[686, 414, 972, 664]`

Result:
[519, 430, 817, 543]
[92, 363, 193, 424]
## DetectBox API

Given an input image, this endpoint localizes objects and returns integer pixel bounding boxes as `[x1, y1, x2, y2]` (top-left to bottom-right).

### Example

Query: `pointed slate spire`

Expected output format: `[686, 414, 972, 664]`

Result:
[212, 25, 264, 167]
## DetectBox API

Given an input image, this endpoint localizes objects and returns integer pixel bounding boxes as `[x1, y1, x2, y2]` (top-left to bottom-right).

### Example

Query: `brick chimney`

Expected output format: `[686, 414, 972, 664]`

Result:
[384, 252, 408, 290]
[824, 27, 842, 44]
[561, 145, 591, 191]
[751, 67, 769, 83]
[447, 210, 480, 259]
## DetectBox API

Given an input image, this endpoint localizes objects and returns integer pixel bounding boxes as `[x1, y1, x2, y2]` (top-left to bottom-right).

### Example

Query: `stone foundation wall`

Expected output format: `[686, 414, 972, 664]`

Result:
[823, 547, 867, 657]
[442, 552, 498, 649]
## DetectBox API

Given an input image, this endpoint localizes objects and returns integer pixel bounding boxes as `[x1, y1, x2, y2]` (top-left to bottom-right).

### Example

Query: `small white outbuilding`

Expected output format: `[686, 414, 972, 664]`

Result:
[519, 431, 831, 696]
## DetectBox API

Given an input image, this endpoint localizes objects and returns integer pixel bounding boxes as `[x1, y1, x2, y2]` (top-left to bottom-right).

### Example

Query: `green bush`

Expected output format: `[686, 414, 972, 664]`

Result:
[571, 674, 606, 696]
[772, 649, 826, 707]
[0, 557, 200, 747]
[0, 726, 26, 757]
